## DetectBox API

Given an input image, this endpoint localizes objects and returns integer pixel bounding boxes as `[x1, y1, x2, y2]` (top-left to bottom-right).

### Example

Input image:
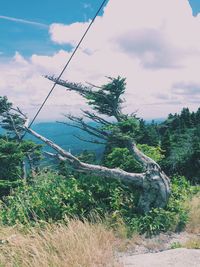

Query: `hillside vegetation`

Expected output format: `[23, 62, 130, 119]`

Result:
[0, 77, 199, 266]
[136, 107, 200, 183]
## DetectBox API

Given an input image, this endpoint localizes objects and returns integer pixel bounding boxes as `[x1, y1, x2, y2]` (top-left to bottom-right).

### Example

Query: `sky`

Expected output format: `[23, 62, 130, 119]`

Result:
[0, 0, 200, 121]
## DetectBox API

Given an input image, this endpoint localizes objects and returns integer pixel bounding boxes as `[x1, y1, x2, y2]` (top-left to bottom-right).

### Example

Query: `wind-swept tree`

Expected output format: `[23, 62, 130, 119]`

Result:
[0, 96, 42, 181]
[0, 77, 171, 213]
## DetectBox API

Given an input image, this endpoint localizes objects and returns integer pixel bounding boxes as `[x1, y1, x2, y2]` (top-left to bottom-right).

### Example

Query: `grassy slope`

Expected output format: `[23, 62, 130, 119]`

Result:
[0, 193, 199, 267]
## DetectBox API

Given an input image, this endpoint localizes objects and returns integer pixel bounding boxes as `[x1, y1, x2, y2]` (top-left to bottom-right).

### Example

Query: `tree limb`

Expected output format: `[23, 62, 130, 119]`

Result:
[73, 134, 106, 145]
[81, 110, 112, 125]
[46, 76, 93, 96]
[127, 141, 161, 170]
[59, 114, 110, 140]
[27, 127, 144, 187]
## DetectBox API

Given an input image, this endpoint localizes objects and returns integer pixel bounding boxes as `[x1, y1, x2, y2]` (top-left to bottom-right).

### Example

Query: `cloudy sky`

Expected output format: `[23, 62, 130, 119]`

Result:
[0, 0, 200, 121]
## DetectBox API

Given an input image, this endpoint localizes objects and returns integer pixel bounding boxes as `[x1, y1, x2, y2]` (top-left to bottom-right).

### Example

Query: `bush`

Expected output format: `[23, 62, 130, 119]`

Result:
[127, 175, 196, 236]
[0, 138, 42, 197]
[0, 171, 198, 237]
[0, 171, 139, 225]
[104, 147, 143, 172]
[0, 139, 24, 181]
[129, 209, 177, 236]
[0, 172, 87, 224]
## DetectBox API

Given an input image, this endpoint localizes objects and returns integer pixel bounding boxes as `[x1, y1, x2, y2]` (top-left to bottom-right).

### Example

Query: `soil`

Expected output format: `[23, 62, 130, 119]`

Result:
[120, 248, 200, 267]
[117, 232, 200, 267]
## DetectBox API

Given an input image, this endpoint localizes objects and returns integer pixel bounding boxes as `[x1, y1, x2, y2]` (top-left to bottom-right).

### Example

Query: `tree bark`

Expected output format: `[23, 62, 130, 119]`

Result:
[26, 127, 171, 213]
[126, 141, 171, 212]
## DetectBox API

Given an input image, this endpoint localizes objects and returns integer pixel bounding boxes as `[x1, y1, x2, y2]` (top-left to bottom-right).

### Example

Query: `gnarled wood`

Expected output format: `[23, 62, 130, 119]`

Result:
[127, 141, 171, 212]
[27, 127, 171, 213]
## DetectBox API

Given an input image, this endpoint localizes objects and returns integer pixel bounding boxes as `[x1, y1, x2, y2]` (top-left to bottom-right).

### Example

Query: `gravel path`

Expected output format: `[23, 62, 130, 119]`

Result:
[120, 248, 200, 267]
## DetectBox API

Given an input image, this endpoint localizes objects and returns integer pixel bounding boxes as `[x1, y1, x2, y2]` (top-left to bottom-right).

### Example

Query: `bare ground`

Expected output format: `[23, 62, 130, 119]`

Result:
[120, 248, 200, 267]
[117, 232, 200, 267]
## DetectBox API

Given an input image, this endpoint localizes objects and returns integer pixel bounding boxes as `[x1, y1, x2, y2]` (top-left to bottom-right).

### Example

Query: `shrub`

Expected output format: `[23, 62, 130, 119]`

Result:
[0, 171, 198, 237]
[129, 208, 177, 236]
[104, 147, 142, 172]
[127, 175, 197, 236]
[0, 171, 139, 225]
[0, 172, 88, 224]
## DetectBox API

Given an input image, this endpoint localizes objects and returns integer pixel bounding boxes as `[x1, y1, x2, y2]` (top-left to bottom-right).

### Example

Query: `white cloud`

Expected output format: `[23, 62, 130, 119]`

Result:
[0, 0, 200, 121]
[49, 22, 91, 46]
[0, 15, 48, 28]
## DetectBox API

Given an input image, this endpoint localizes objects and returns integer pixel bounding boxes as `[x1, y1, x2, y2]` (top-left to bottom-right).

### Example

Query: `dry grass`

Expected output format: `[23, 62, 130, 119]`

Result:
[183, 236, 200, 249]
[0, 220, 122, 267]
[185, 193, 200, 234]
[115, 233, 142, 253]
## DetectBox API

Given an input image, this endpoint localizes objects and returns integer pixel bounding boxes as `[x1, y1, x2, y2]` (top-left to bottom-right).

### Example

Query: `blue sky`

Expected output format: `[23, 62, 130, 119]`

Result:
[0, 0, 198, 58]
[189, 0, 200, 15]
[0, 0, 106, 57]
[0, 0, 200, 121]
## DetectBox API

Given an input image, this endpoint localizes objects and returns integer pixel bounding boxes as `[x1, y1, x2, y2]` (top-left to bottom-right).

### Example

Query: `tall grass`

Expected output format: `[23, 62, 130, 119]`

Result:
[185, 193, 200, 234]
[0, 220, 121, 267]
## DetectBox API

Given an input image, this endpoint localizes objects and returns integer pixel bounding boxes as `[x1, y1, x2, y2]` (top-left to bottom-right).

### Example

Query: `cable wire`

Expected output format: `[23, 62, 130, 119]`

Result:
[21, 0, 108, 139]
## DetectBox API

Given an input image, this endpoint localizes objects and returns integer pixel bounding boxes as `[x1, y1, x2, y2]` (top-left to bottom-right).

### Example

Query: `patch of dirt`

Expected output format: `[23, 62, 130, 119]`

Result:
[116, 232, 200, 267]
[120, 248, 200, 267]
[118, 232, 199, 256]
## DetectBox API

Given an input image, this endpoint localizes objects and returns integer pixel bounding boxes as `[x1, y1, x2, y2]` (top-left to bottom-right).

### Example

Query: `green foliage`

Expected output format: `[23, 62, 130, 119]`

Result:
[117, 118, 139, 134]
[0, 138, 42, 197]
[0, 171, 139, 225]
[0, 96, 25, 139]
[160, 129, 171, 157]
[165, 176, 191, 231]
[0, 96, 12, 114]
[0, 139, 42, 180]
[103, 144, 164, 173]
[0, 139, 24, 181]
[112, 117, 140, 141]
[137, 144, 164, 162]
[104, 147, 143, 172]
[78, 150, 97, 164]
[170, 242, 182, 249]
[0, 180, 22, 198]
[129, 208, 176, 236]
[0, 172, 87, 224]
[169, 175, 192, 202]
[137, 119, 159, 146]
[0, 170, 197, 237]
[0, 85, 199, 237]
[126, 175, 195, 236]
[0, 95, 43, 197]
[85, 76, 126, 118]
[137, 107, 200, 183]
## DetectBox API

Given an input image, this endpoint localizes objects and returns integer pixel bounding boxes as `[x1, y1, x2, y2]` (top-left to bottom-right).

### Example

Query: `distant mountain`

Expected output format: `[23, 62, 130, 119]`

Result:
[0, 118, 165, 158]
[27, 122, 104, 156]
[145, 118, 165, 124]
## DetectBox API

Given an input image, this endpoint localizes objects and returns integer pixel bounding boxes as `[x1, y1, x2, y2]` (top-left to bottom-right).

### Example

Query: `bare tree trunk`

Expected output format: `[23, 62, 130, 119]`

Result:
[27, 154, 36, 177]
[126, 141, 171, 212]
[26, 127, 171, 213]
[21, 160, 27, 180]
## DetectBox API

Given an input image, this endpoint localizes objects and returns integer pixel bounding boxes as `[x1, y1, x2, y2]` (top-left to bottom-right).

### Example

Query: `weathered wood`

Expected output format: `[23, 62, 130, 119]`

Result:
[27, 127, 171, 213]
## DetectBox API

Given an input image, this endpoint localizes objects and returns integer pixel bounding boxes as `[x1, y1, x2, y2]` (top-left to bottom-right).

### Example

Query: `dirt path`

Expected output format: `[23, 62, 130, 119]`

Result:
[120, 248, 200, 267]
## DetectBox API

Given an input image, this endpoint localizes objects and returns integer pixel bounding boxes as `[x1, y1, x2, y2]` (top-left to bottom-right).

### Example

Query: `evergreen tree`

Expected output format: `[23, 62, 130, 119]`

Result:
[161, 129, 171, 157]
[0, 96, 42, 184]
